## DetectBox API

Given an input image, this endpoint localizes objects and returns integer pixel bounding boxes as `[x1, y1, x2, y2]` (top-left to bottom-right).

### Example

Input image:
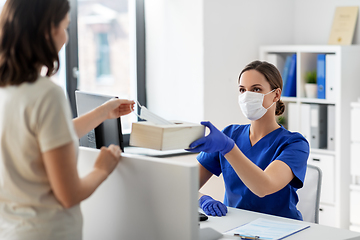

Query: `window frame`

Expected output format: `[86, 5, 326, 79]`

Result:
[66, 0, 146, 147]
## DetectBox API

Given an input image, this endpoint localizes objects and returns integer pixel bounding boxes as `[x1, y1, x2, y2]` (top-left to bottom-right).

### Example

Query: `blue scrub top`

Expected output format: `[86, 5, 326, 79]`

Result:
[197, 124, 309, 220]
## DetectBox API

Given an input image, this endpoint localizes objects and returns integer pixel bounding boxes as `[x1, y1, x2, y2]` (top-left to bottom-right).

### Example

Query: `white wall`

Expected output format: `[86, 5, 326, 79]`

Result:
[144, 0, 204, 123]
[202, 0, 294, 128]
[294, 0, 360, 45]
[145, 0, 360, 129]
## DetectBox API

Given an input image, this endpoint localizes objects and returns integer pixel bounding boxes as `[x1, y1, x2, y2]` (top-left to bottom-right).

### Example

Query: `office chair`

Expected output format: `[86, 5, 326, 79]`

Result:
[297, 164, 322, 223]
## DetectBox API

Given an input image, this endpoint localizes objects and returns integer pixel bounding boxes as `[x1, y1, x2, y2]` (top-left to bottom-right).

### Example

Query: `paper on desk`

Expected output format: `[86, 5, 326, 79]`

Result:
[224, 218, 310, 240]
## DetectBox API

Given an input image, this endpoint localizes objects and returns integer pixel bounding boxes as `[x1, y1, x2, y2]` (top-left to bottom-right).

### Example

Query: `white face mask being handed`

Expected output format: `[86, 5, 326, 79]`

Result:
[238, 89, 276, 121]
[133, 101, 175, 125]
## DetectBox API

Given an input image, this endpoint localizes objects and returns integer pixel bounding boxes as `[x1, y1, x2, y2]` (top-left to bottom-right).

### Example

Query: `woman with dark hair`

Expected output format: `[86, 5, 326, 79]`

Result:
[187, 60, 309, 220]
[0, 0, 134, 239]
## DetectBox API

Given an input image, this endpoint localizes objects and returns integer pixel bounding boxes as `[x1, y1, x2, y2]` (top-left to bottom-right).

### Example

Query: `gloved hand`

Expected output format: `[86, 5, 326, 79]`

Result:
[199, 195, 227, 217]
[186, 121, 235, 155]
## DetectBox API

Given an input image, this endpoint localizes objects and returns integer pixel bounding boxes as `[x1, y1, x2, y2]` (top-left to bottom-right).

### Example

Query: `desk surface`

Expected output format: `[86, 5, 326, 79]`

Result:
[200, 207, 360, 240]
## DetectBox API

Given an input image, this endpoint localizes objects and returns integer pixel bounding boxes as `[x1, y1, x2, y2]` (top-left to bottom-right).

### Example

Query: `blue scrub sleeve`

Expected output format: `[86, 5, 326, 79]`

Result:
[197, 151, 222, 177]
[276, 133, 309, 189]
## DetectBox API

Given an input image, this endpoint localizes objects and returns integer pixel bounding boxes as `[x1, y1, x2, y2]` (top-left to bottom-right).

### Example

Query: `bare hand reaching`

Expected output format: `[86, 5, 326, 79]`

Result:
[103, 99, 135, 119]
[94, 144, 122, 177]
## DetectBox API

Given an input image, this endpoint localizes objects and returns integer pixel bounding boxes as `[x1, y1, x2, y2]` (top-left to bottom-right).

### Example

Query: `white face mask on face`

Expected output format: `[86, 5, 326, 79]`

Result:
[238, 89, 276, 121]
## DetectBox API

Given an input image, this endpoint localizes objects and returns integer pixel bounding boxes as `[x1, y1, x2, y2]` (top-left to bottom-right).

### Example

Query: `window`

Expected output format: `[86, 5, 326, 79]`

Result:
[95, 33, 111, 80]
[52, 48, 67, 92]
[0, 0, 146, 145]
[67, 0, 146, 145]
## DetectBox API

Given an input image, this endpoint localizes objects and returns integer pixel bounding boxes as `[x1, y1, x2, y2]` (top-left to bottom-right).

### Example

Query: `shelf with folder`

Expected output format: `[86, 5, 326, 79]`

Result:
[298, 98, 336, 105]
[281, 97, 297, 103]
[261, 45, 342, 102]
[285, 102, 335, 151]
[260, 45, 360, 230]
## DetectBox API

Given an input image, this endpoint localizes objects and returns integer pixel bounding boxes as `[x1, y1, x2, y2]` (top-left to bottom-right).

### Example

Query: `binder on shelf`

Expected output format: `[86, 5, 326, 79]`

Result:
[327, 105, 335, 150]
[317, 54, 326, 99]
[310, 104, 327, 149]
[300, 104, 311, 142]
[325, 54, 336, 102]
[283, 54, 296, 97]
[281, 55, 292, 96]
[288, 102, 299, 132]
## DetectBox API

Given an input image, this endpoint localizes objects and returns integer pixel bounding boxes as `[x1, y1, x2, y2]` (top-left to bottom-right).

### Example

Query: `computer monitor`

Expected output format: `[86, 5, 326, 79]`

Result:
[77, 147, 199, 240]
[75, 91, 124, 151]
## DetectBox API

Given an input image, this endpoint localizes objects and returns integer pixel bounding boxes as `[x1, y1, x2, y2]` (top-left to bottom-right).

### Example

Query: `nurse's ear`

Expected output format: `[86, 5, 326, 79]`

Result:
[274, 88, 282, 102]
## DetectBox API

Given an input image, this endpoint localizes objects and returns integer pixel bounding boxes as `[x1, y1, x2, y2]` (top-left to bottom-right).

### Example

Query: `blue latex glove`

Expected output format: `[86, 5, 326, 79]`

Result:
[199, 195, 227, 217]
[186, 121, 235, 155]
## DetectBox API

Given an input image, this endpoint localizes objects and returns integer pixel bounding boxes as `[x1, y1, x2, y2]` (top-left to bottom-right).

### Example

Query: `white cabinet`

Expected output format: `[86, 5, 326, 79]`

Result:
[351, 142, 360, 177]
[319, 204, 337, 228]
[350, 187, 360, 226]
[308, 153, 335, 205]
[260, 45, 360, 229]
[351, 106, 360, 142]
[350, 103, 360, 232]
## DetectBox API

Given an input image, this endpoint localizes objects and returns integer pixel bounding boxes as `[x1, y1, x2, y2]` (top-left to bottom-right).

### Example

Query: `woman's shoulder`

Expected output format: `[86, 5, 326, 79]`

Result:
[6, 76, 64, 105]
[278, 125, 309, 146]
[14, 77, 68, 117]
[29, 77, 66, 100]
[18, 76, 62, 94]
[35, 76, 63, 91]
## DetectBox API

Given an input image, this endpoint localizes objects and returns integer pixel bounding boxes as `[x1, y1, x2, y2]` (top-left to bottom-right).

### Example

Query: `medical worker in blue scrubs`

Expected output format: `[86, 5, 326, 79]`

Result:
[187, 60, 309, 220]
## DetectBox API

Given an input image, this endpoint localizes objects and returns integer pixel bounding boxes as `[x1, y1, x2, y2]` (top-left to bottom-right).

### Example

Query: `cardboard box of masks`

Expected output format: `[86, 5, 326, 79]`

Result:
[129, 121, 205, 151]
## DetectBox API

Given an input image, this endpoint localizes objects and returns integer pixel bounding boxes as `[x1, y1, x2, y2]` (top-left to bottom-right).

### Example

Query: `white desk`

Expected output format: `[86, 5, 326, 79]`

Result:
[200, 207, 360, 240]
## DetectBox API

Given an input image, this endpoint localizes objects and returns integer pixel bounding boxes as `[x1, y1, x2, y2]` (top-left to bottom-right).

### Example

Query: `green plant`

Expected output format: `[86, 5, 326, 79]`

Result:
[277, 115, 286, 125]
[305, 70, 317, 84]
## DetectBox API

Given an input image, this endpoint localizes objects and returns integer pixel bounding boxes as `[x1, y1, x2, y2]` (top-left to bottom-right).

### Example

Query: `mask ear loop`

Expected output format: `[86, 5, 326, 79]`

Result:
[264, 89, 276, 96]
[265, 101, 277, 110]
[133, 101, 144, 120]
[265, 89, 277, 110]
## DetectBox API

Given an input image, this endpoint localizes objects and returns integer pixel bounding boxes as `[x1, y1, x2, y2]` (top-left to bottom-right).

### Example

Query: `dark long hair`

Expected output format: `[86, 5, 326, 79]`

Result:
[238, 60, 285, 116]
[0, 0, 70, 86]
